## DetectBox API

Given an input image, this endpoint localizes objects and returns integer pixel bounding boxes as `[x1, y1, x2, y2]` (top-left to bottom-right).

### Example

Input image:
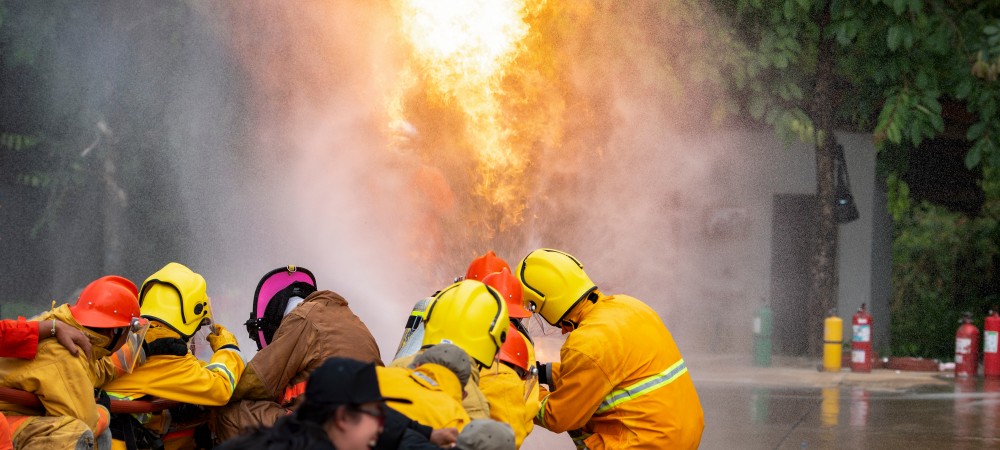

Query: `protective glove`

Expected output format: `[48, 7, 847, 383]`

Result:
[537, 361, 553, 388]
[207, 325, 240, 352]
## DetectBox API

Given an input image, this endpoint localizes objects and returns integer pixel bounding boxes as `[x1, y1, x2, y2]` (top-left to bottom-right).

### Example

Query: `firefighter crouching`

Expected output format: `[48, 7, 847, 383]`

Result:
[390, 280, 510, 422]
[102, 262, 245, 450]
[0, 276, 141, 450]
[212, 265, 383, 443]
[517, 248, 704, 450]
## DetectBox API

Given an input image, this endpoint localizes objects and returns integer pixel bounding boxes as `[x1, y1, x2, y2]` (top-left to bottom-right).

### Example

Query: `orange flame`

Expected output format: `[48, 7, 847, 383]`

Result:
[390, 0, 536, 233]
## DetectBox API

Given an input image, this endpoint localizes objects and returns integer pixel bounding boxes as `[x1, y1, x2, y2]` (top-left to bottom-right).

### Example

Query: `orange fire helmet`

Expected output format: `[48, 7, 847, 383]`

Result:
[465, 250, 510, 281]
[70, 276, 141, 329]
[499, 328, 530, 376]
[482, 268, 531, 319]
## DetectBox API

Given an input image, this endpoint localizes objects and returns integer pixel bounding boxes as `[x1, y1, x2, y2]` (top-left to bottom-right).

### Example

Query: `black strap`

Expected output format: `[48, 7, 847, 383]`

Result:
[142, 338, 189, 357]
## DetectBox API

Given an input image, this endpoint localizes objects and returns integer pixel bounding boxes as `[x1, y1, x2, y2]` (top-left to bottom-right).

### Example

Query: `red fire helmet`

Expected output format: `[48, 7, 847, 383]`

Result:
[483, 268, 531, 319]
[499, 328, 530, 374]
[465, 250, 510, 281]
[70, 276, 140, 328]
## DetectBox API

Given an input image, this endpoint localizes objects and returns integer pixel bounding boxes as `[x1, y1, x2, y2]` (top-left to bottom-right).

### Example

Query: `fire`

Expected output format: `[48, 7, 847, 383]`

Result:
[390, 0, 536, 233]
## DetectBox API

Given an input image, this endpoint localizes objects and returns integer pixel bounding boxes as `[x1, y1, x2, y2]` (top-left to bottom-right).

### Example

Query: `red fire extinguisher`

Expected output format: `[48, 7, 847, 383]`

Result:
[955, 312, 980, 378]
[851, 303, 873, 373]
[984, 308, 1000, 378]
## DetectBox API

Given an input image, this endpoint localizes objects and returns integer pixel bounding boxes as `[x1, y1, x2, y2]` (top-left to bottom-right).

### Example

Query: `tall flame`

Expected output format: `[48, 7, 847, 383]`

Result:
[390, 0, 533, 234]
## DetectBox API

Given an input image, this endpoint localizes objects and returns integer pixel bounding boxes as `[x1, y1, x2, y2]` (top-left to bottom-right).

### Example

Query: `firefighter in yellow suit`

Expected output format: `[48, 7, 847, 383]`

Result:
[0, 276, 142, 450]
[389, 280, 509, 422]
[517, 249, 704, 450]
[103, 263, 245, 450]
[477, 267, 537, 448]
[377, 343, 471, 432]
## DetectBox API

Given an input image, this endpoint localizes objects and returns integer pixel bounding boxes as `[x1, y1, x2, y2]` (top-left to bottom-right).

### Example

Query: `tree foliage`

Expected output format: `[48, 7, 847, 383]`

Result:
[712, 0, 1000, 357]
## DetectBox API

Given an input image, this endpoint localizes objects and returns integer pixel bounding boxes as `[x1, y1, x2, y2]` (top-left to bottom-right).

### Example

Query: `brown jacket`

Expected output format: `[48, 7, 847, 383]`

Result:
[214, 290, 383, 441]
[233, 290, 383, 403]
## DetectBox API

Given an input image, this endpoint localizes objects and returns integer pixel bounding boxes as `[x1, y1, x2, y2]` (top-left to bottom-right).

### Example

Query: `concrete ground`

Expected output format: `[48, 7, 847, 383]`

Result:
[521, 354, 999, 449]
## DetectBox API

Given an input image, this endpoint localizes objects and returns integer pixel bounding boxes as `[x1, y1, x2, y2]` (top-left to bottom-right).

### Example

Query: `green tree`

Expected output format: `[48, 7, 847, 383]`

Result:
[713, 0, 1000, 355]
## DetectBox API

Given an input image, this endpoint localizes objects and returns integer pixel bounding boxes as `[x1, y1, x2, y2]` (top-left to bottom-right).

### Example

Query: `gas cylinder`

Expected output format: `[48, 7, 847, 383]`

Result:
[955, 312, 980, 378]
[823, 310, 843, 372]
[984, 308, 1000, 378]
[851, 303, 873, 373]
[753, 302, 773, 367]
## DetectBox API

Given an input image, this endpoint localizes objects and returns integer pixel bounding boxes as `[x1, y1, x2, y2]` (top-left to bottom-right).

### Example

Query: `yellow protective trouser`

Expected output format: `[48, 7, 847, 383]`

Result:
[6, 414, 97, 450]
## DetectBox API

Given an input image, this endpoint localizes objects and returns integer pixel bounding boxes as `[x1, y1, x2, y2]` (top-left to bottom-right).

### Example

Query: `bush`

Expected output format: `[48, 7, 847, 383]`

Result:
[890, 190, 1000, 359]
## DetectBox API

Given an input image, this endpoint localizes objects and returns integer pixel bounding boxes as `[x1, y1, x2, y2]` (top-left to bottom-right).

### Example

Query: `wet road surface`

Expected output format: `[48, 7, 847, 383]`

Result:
[522, 356, 1000, 449]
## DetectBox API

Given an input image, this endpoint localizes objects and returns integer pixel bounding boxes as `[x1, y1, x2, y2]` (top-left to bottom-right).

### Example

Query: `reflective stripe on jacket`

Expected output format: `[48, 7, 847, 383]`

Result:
[536, 294, 704, 450]
[102, 324, 245, 406]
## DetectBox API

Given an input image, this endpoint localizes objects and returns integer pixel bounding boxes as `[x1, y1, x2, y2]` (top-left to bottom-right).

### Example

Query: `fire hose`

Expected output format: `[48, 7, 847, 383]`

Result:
[0, 386, 179, 414]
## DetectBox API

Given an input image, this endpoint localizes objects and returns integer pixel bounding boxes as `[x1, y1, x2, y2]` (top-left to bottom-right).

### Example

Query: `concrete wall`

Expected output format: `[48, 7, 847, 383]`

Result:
[658, 129, 890, 355]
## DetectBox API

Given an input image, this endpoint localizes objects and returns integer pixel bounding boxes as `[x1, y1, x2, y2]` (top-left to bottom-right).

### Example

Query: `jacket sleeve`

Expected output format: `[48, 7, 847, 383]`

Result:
[536, 347, 614, 433]
[0, 318, 39, 359]
[123, 352, 245, 406]
[234, 312, 315, 402]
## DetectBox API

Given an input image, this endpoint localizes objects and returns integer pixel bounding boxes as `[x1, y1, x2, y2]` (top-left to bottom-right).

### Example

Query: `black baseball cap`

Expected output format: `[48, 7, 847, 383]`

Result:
[306, 357, 412, 408]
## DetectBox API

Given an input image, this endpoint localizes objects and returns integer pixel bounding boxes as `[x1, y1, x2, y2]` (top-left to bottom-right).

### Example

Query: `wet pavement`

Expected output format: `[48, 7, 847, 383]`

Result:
[521, 355, 1000, 449]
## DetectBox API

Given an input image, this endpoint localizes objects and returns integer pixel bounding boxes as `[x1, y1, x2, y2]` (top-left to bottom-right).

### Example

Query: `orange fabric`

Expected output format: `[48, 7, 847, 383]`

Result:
[0, 318, 39, 359]
[281, 381, 307, 406]
[95, 405, 110, 437]
[0, 412, 13, 450]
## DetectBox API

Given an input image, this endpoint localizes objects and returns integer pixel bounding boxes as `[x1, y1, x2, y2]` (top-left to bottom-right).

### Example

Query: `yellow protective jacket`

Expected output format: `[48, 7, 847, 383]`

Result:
[479, 361, 534, 448]
[536, 293, 704, 450]
[389, 351, 490, 420]
[102, 323, 245, 406]
[376, 364, 470, 431]
[0, 305, 119, 435]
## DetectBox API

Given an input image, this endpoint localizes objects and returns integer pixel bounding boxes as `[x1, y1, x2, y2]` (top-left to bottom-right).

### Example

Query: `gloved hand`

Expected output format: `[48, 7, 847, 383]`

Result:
[206, 325, 240, 352]
[537, 361, 553, 388]
[94, 389, 111, 411]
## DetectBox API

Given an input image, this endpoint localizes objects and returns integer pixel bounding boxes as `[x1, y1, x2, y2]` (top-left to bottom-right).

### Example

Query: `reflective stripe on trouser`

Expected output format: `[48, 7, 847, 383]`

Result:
[7, 415, 95, 450]
[594, 359, 688, 415]
[569, 429, 592, 449]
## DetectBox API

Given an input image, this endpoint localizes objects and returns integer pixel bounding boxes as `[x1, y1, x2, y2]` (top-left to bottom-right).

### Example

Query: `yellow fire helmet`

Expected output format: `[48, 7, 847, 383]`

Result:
[422, 280, 509, 368]
[139, 262, 210, 339]
[515, 248, 598, 326]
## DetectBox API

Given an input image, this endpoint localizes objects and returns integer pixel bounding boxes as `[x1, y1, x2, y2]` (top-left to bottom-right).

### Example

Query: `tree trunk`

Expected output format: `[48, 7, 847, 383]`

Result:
[807, 4, 839, 357]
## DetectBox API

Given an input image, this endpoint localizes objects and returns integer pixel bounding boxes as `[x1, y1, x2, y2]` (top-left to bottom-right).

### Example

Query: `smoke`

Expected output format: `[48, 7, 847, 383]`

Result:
[172, 0, 763, 360]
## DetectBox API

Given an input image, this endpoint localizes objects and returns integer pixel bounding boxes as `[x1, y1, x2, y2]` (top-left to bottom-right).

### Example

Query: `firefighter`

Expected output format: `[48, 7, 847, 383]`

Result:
[389, 280, 510, 421]
[478, 268, 537, 448]
[101, 262, 245, 450]
[516, 248, 704, 449]
[213, 265, 382, 442]
[0, 276, 141, 450]
[377, 343, 471, 433]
